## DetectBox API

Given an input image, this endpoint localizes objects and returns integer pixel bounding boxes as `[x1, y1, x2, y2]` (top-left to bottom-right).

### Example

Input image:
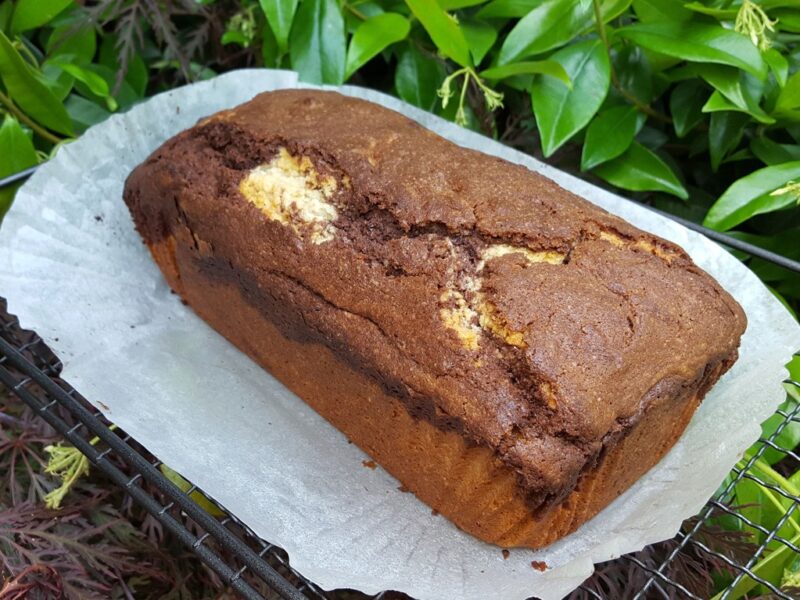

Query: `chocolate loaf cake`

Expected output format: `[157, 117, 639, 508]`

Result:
[123, 89, 746, 548]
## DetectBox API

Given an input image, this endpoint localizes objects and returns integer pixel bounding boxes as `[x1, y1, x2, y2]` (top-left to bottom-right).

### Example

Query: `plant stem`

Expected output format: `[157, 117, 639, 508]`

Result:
[591, 0, 672, 124]
[0, 91, 64, 145]
[344, 3, 367, 20]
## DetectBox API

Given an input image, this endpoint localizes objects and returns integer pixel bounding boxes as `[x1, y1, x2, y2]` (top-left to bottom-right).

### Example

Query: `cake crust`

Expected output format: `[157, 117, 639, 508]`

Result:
[124, 89, 746, 545]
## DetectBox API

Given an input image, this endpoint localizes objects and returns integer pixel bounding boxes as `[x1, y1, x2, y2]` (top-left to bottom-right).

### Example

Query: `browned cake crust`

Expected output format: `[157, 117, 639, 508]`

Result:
[123, 89, 746, 548]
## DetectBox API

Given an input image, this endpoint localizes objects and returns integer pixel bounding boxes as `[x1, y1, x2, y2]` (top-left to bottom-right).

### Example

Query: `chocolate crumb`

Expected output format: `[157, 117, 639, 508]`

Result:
[94, 215, 103, 222]
[531, 560, 548, 572]
[397, 485, 410, 493]
[97, 401, 110, 411]
[502, 549, 510, 560]
[431, 508, 439, 516]
[361, 459, 377, 470]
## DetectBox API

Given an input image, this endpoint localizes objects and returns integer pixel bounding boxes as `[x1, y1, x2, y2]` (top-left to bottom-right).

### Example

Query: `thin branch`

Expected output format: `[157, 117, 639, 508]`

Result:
[0, 91, 63, 145]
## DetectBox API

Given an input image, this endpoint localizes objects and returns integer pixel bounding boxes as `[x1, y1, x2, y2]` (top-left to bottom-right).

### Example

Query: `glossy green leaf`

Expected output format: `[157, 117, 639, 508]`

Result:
[46, 23, 96, 62]
[41, 62, 73, 101]
[438, 0, 488, 8]
[345, 13, 409, 79]
[632, 0, 691, 22]
[48, 58, 110, 99]
[405, 0, 472, 67]
[64, 94, 110, 132]
[289, 0, 346, 84]
[594, 141, 688, 198]
[261, 20, 280, 67]
[702, 89, 774, 124]
[0, 31, 73, 136]
[498, 0, 593, 64]
[531, 39, 610, 157]
[461, 20, 496, 66]
[696, 65, 774, 124]
[395, 44, 445, 111]
[764, 48, 788, 87]
[0, 2, 12, 31]
[773, 8, 800, 33]
[759, 400, 800, 465]
[709, 110, 749, 171]
[480, 60, 570, 85]
[704, 161, 800, 230]
[0, 114, 38, 217]
[11, 0, 72, 33]
[615, 44, 653, 102]
[669, 79, 707, 138]
[71, 63, 137, 110]
[260, 0, 298, 53]
[581, 105, 638, 170]
[615, 22, 767, 79]
[776, 71, 800, 114]
[751, 137, 800, 165]
[98, 34, 147, 97]
[682, 2, 737, 19]
[160, 464, 224, 517]
[477, 0, 537, 18]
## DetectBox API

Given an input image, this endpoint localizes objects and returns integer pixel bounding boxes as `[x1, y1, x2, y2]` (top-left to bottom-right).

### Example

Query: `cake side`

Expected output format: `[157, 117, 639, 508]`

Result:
[123, 89, 746, 519]
[141, 230, 735, 548]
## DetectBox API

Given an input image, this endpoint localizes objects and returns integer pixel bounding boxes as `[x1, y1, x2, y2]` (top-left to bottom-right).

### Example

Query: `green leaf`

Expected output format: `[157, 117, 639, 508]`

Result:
[98, 34, 147, 97]
[11, 0, 73, 33]
[709, 110, 749, 171]
[704, 161, 800, 230]
[48, 58, 110, 99]
[682, 2, 737, 19]
[0, 31, 73, 136]
[289, 0, 346, 84]
[615, 44, 653, 102]
[696, 65, 774, 124]
[480, 60, 570, 85]
[345, 13, 410, 79]
[438, 0, 488, 8]
[395, 44, 445, 111]
[764, 48, 788, 87]
[594, 141, 688, 198]
[758, 399, 800, 465]
[64, 94, 110, 132]
[46, 23, 96, 63]
[530, 39, 610, 157]
[41, 62, 73, 101]
[477, 0, 537, 18]
[260, 0, 298, 53]
[0, 114, 38, 218]
[498, 0, 593, 64]
[615, 22, 768, 79]
[773, 8, 800, 33]
[405, 0, 472, 67]
[261, 21, 280, 67]
[461, 20, 496, 66]
[776, 71, 800, 114]
[581, 105, 638, 170]
[160, 464, 224, 517]
[670, 79, 707, 138]
[750, 137, 800, 165]
[632, 0, 692, 22]
[702, 89, 774, 124]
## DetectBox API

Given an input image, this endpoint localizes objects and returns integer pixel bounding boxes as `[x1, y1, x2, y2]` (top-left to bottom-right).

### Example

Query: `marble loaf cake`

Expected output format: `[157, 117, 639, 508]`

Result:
[123, 89, 746, 548]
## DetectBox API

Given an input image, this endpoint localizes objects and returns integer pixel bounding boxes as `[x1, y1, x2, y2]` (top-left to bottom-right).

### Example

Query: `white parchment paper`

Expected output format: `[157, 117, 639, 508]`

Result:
[1, 69, 799, 600]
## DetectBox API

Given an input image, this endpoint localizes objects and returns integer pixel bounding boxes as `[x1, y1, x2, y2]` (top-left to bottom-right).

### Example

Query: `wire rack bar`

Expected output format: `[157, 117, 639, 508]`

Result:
[0, 328, 306, 600]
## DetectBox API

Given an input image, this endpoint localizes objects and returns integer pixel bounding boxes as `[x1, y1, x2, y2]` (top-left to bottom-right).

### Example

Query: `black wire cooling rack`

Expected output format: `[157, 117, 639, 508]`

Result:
[2, 164, 800, 600]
